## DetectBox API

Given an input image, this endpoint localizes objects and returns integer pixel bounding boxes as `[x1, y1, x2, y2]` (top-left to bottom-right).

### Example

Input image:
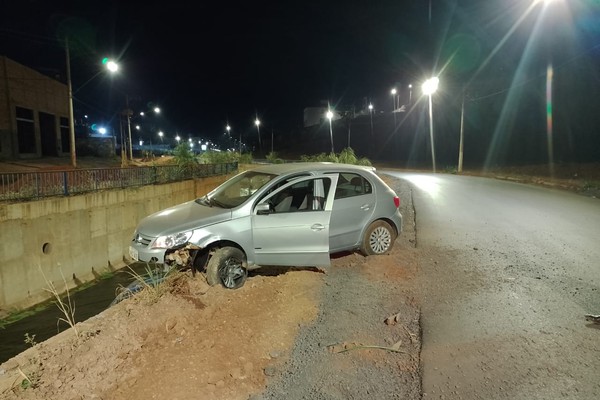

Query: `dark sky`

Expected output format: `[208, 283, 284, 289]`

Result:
[1, 0, 599, 162]
[0, 0, 431, 135]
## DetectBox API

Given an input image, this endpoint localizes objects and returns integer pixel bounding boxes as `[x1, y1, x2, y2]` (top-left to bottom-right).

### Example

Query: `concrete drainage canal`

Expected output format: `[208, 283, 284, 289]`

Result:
[0, 263, 152, 364]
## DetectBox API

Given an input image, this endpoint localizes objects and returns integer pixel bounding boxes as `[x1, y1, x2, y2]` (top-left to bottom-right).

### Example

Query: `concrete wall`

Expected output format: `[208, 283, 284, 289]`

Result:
[0, 174, 232, 314]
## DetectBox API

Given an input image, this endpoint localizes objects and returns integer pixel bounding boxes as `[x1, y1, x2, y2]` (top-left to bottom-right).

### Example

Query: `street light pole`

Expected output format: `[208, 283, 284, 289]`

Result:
[458, 93, 465, 173]
[126, 95, 133, 161]
[271, 127, 274, 154]
[422, 77, 439, 173]
[326, 109, 334, 153]
[255, 118, 262, 154]
[390, 88, 397, 129]
[65, 37, 76, 168]
[368, 103, 374, 136]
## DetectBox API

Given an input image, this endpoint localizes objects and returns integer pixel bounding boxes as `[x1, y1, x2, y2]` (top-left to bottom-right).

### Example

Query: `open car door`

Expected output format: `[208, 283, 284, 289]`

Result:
[251, 174, 338, 267]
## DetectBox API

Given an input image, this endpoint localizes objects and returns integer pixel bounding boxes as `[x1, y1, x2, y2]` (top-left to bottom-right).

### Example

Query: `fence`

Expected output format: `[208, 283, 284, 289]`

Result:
[0, 162, 238, 202]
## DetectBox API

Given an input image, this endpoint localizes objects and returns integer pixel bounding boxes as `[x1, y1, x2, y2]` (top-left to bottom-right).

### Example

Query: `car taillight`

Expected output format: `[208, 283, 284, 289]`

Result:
[393, 196, 400, 208]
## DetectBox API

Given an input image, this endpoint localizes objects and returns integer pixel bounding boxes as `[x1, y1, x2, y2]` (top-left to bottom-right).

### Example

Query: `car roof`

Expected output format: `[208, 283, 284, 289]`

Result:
[249, 162, 376, 176]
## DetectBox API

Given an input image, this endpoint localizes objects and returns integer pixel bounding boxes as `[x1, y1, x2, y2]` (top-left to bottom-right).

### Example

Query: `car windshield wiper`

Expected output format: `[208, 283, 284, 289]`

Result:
[197, 195, 228, 208]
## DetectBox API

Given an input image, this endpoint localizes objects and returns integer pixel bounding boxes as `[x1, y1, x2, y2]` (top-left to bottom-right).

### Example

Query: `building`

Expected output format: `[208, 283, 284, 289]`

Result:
[0, 56, 71, 159]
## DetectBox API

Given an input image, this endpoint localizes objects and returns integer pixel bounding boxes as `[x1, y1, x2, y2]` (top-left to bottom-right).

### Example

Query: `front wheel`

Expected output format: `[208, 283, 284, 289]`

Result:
[206, 247, 248, 289]
[360, 220, 396, 255]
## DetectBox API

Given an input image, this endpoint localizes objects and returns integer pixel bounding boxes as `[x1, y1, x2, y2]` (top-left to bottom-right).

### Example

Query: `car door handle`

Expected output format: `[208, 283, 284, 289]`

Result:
[311, 223, 325, 231]
[360, 204, 371, 211]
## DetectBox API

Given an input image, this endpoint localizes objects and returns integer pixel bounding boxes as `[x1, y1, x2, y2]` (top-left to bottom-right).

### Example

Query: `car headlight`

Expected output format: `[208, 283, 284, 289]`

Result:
[151, 231, 193, 249]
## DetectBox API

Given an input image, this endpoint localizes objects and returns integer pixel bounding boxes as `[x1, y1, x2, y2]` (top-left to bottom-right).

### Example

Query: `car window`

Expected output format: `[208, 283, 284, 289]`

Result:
[201, 171, 277, 208]
[265, 177, 332, 213]
[334, 173, 372, 199]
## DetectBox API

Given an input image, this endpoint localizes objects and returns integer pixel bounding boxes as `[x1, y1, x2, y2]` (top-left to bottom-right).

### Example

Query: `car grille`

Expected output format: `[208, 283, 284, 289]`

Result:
[132, 231, 153, 247]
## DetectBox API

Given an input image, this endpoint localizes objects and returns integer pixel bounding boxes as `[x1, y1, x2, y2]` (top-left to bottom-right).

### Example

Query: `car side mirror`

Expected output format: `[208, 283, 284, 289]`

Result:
[256, 202, 272, 215]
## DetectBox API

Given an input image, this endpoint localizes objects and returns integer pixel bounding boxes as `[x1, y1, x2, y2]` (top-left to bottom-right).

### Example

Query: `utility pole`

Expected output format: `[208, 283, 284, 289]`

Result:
[458, 93, 465, 173]
[65, 37, 77, 168]
[126, 95, 133, 161]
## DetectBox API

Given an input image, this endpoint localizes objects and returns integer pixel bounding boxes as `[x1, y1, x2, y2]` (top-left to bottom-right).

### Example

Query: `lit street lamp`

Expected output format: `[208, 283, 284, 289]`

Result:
[158, 131, 164, 142]
[65, 43, 117, 167]
[255, 118, 262, 153]
[390, 88, 398, 128]
[408, 84, 413, 106]
[326, 109, 334, 153]
[422, 77, 439, 173]
[368, 103, 374, 136]
[175, 135, 181, 144]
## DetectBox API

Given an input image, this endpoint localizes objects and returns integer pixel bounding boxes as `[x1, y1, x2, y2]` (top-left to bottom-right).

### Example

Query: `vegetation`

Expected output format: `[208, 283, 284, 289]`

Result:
[300, 147, 372, 166]
[266, 151, 284, 164]
[119, 264, 175, 305]
[42, 268, 79, 338]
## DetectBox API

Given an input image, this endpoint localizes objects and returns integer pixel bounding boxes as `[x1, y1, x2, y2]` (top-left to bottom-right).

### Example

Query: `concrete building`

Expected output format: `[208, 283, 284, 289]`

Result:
[0, 56, 70, 159]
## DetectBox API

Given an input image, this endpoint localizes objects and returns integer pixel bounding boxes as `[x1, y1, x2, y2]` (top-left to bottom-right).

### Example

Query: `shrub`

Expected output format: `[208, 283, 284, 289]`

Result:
[300, 147, 371, 166]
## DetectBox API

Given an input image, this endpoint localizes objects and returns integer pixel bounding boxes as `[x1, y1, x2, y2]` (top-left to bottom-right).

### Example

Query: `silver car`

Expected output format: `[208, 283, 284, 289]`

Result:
[129, 162, 402, 289]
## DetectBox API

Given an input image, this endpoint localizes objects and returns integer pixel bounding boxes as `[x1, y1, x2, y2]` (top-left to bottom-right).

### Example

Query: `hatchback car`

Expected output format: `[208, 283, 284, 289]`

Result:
[129, 162, 402, 289]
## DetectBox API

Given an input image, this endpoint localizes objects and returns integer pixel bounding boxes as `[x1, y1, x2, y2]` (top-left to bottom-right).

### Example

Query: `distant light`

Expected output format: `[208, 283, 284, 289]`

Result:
[140, 111, 145, 116]
[190, 142, 194, 147]
[135, 125, 140, 130]
[255, 119, 260, 126]
[226, 125, 231, 131]
[154, 107, 160, 114]
[175, 135, 181, 142]
[326, 110, 333, 120]
[368, 103, 373, 111]
[391, 88, 397, 95]
[188, 138, 192, 142]
[139, 140, 143, 146]
[84, 115, 89, 119]
[98, 127, 107, 134]
[104, 59, 118, 73]
[408, 84, 412, 89]
[201, 144, 207, 151]
[158, 131, 164, 137]
[422, 77, 439, 96]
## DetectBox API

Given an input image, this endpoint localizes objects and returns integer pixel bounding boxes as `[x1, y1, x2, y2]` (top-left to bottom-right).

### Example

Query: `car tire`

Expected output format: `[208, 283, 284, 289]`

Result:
[360, 220, 396, 255]
[206, 247, 248, 289]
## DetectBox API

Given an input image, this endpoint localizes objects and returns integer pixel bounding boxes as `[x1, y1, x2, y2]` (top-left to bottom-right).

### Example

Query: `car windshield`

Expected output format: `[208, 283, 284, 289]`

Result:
[196, 171, 277, 208]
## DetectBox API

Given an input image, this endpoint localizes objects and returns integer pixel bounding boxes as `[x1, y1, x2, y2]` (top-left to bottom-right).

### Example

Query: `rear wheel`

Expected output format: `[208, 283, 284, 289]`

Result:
[206, 247, 248, 289]
[360, 220, 396, 255]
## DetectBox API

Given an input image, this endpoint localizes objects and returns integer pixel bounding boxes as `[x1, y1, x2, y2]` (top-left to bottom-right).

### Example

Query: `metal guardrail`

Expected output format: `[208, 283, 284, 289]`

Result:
[0, 162, 238, 202]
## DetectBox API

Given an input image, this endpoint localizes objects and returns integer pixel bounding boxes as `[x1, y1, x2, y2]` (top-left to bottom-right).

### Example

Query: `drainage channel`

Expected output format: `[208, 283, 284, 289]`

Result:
[0, 263, 150, 365]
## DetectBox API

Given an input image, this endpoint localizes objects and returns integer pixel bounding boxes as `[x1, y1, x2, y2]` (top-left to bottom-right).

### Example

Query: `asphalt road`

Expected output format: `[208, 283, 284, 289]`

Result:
[382, 171, 600, 400]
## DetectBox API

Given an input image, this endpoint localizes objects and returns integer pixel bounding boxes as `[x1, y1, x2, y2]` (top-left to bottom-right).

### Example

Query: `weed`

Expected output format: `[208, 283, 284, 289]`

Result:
[443, 165, 458, 174]
[24, 333, 37, 347]
[39, 266, 79, 338]
[18, 367, 40, 390]
[117, 264, 174, 305]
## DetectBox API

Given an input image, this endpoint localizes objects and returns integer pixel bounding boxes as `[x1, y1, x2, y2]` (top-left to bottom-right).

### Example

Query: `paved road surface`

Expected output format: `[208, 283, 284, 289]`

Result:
[383, 171, 600, 400]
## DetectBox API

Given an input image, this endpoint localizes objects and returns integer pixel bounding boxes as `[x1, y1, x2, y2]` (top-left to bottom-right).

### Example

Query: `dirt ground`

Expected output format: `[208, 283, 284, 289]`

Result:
[0, 177, 421, 400]
[1, 161, 597, 399]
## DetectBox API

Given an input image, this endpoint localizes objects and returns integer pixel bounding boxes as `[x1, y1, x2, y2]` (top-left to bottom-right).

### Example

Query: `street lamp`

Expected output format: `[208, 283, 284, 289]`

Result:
[158, 131, 164, 142]
[175, 135, 181, 144]
[422, 77, 439, 173]
[408, 84, 413, 106]
[65, 45, 118, 167]
[255, 118, 262, 153]
[326, 109, 334, 153]
[390, 88, 398, 128]
[368, 103, 374, 136]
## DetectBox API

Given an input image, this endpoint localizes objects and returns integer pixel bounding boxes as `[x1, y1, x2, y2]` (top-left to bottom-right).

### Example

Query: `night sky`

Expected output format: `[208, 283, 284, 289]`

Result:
[1, 0, 599, 164]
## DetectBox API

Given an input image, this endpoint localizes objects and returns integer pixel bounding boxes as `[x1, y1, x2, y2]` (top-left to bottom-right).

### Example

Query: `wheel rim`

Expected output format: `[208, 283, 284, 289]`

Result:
[219, 257, 246, 288]
[369, 226, 392, 253]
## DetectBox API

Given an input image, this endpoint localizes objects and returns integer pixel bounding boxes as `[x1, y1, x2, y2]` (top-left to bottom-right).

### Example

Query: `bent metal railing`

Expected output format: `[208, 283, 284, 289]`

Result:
[0, 162, 238, 202]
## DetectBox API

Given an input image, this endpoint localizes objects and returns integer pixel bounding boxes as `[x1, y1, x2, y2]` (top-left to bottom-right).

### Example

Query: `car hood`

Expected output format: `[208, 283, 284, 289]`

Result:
[136, 200, 232, 237]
